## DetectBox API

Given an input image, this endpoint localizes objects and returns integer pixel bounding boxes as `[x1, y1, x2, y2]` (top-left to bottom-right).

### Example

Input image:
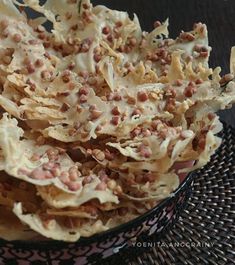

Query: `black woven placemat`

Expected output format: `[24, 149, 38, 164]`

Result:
[103, 124, 235, 265]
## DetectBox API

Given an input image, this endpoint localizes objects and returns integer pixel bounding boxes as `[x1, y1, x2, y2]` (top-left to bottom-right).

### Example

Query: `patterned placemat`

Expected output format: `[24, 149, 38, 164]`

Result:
[102, 124, 235, 265]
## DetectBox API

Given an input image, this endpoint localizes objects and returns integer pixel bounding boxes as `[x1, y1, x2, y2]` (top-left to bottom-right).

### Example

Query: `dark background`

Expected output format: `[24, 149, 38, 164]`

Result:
[92, 0, 235, 127]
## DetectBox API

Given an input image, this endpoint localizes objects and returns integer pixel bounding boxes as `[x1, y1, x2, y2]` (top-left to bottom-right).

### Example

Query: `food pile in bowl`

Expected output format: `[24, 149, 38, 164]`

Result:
[0, 0, 235, 242]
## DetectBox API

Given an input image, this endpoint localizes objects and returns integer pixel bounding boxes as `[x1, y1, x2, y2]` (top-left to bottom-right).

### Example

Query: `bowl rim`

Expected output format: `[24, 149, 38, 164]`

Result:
[0, 168, 195, 249]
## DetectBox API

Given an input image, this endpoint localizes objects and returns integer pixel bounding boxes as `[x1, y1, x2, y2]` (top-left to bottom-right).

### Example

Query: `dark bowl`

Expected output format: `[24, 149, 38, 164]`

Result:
[0, 168, 195, 265]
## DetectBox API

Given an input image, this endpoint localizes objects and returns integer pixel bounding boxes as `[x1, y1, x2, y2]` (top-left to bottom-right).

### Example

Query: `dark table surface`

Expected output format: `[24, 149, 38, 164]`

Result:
[93, 0, 235, 127]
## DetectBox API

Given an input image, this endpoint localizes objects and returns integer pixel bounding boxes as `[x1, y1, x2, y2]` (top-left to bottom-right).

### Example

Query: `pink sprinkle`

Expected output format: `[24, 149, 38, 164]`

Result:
[12, 33, 22, 43]
[113, 92, 122, 101]
[102, 26, 110, 35]
[67, 182, 81, 191]
[30, 168, 46, 180]
[94, 53, 102, 63]
[110, 116, 119, 126]
[29, 39, 40, 45]
[98, 170, 108, 182]
[137, 91, 148, 102]
[131, 127, 141, 137]
[95, 182, 107, 191]
[27, 63, 35, 74]
[82, 175, 93, 185]
[111, 106, 120, 115]
[132, 109, 142, 116]
[139, 144, 152, 158]
[42, 162, 55, 170]
[175, 79, 183, 86]
[59, 173, 70, 184]
[79, 86, 89, 95]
